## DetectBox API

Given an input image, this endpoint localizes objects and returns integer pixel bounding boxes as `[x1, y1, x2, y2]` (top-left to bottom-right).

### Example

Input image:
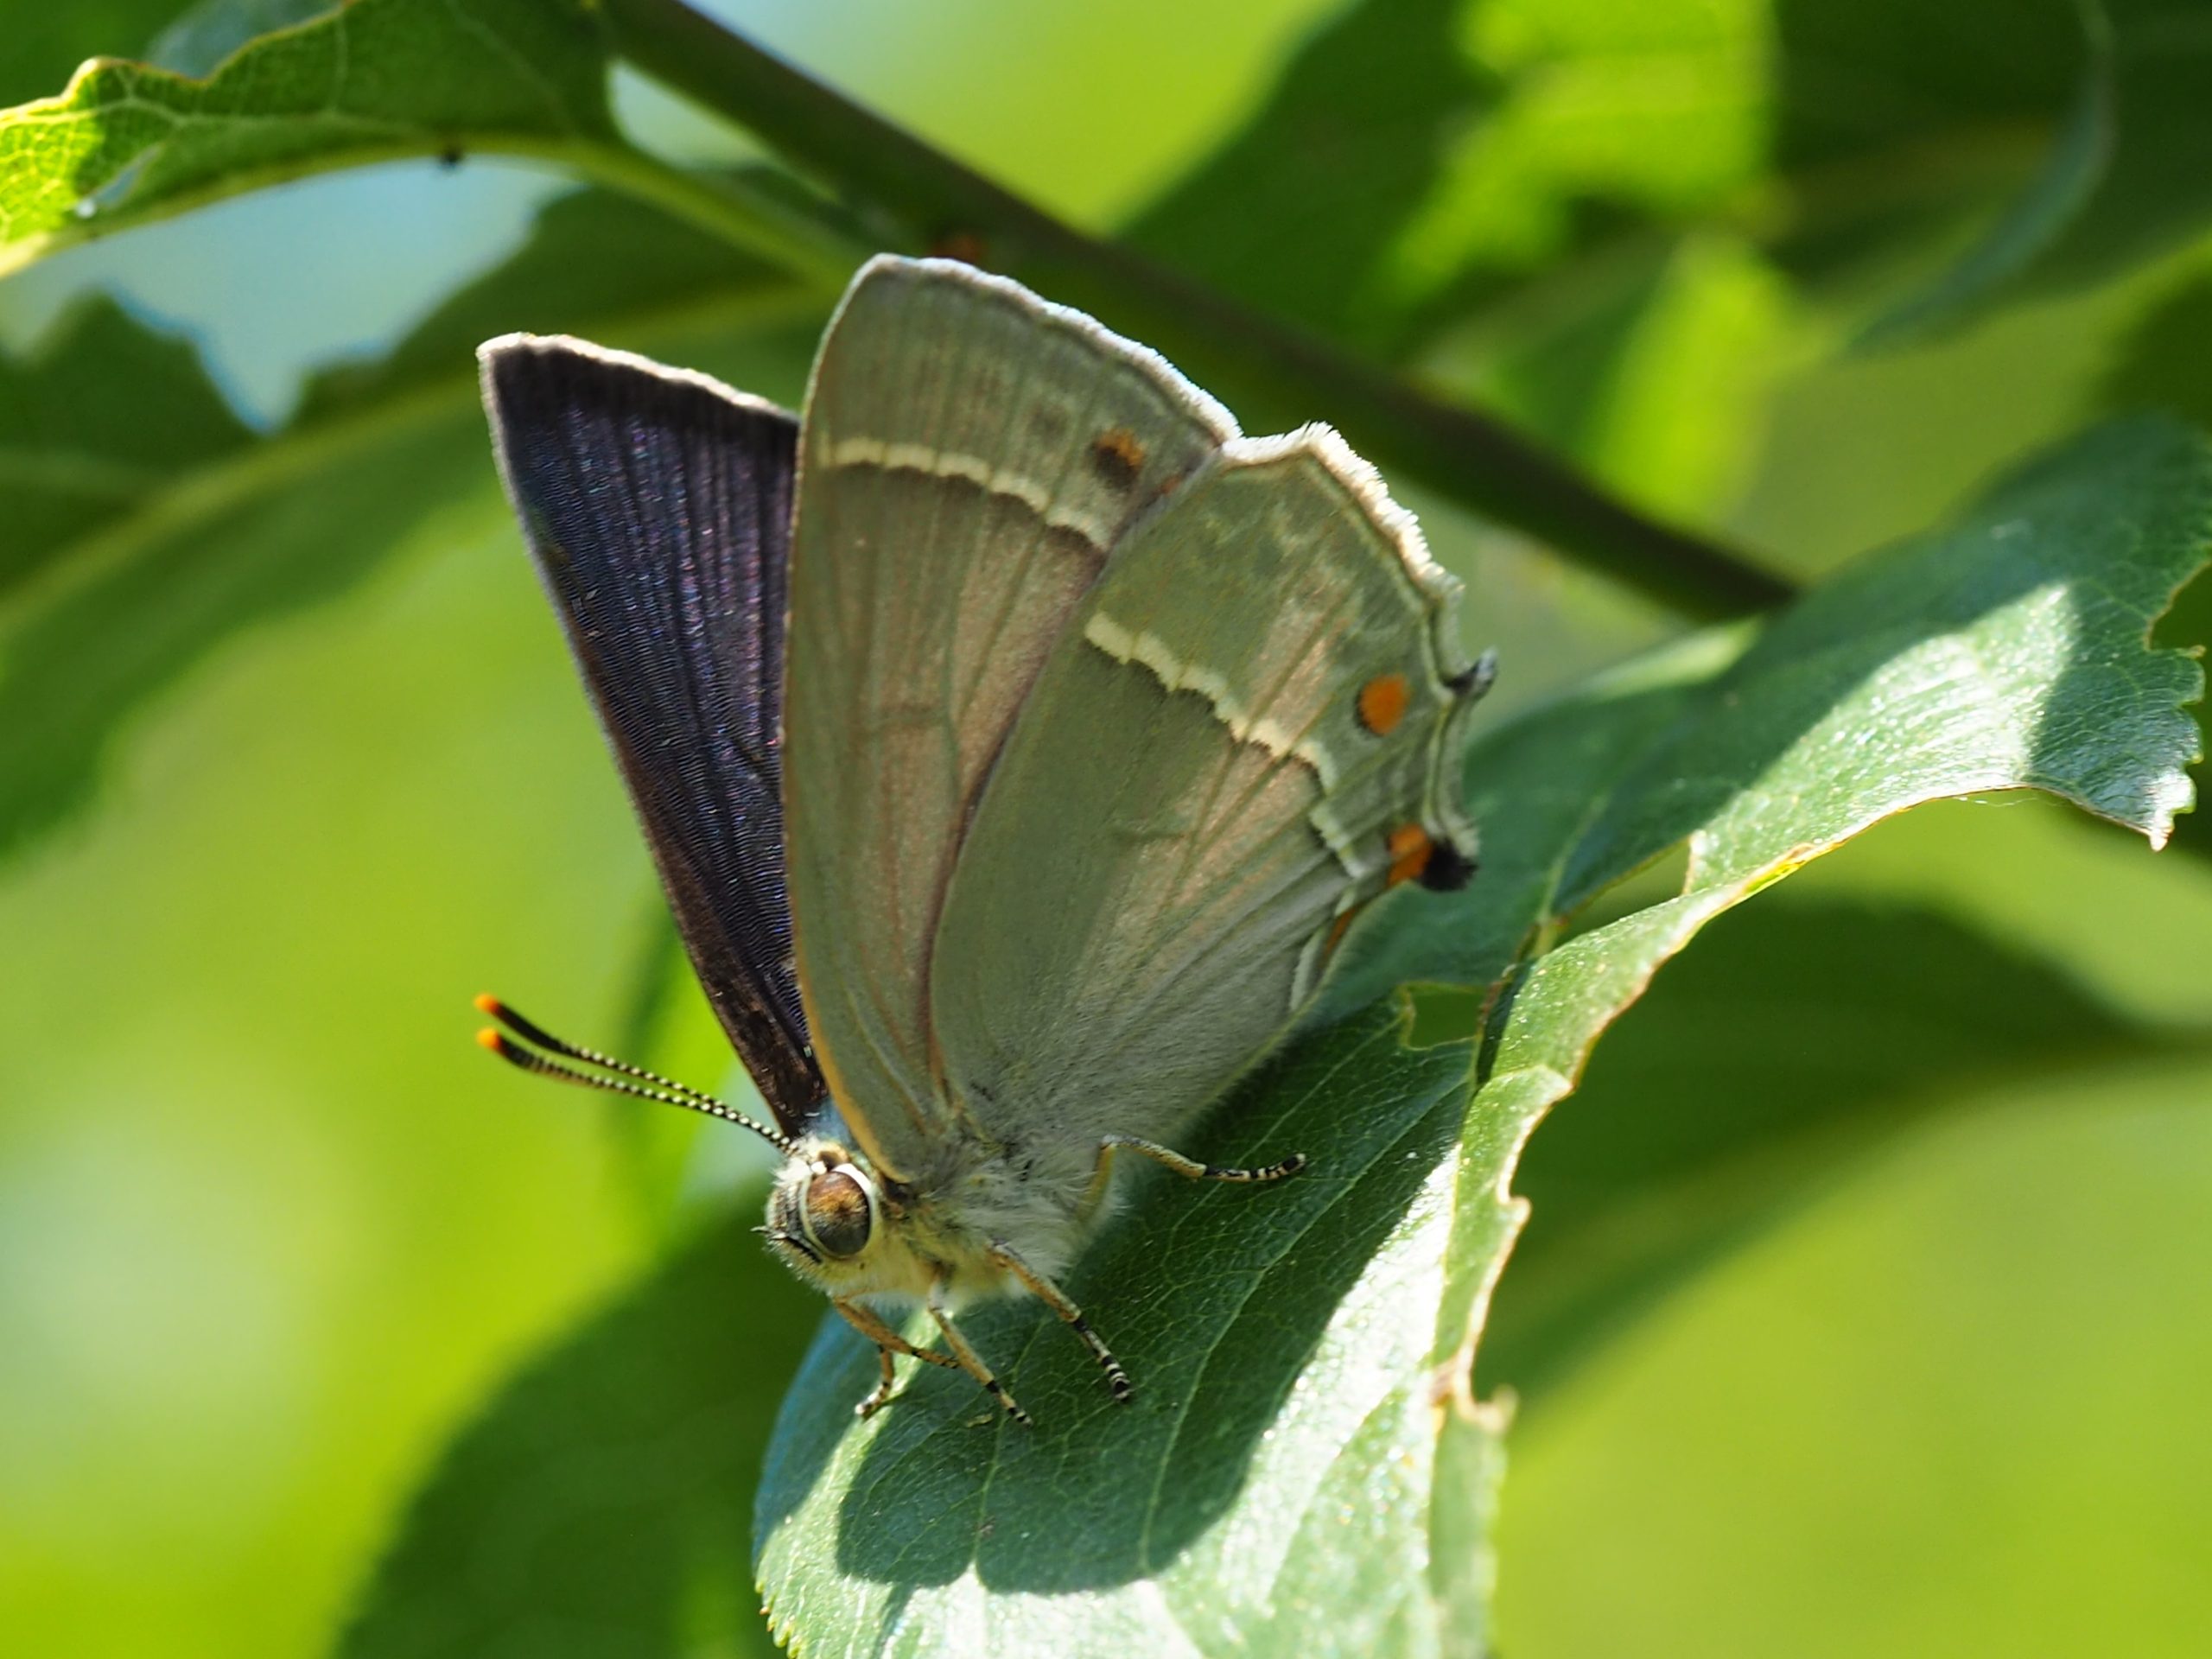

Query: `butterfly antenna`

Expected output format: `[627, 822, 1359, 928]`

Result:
[473, 995, 798, 1154]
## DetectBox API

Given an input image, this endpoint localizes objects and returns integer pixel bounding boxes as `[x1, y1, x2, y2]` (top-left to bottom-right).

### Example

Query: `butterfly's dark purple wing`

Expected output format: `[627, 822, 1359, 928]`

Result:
[479, 334, 823, 1133]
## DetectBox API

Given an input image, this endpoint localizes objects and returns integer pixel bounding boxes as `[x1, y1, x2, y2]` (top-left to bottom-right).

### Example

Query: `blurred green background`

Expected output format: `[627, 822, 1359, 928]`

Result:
[4, 2, 2211, 1655]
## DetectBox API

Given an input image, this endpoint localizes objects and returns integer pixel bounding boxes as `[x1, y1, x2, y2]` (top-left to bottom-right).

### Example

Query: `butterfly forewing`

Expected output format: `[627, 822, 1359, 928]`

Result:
[928, 429, 1481, 1158]
[783, 257, 1236, 1177]
[480, 335, 823, 1132]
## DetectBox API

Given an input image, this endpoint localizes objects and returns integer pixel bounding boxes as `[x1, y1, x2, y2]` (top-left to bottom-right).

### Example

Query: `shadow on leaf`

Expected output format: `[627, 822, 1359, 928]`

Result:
[755, 1001, 1476, 1599]
[340, 1209, 818, 1658]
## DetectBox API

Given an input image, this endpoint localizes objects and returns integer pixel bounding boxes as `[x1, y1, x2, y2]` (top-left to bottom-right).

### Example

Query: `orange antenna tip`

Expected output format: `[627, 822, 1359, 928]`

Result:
[474, 993, 503, 1016]
[475, 1027, 504, 1053]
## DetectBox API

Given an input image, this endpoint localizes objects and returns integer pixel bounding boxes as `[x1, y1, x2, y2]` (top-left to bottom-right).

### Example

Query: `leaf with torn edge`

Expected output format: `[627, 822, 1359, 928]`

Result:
[0, 0, 613, 275]
[753, 416, 2210, 1656]
[1483, 896, 2191, 1405]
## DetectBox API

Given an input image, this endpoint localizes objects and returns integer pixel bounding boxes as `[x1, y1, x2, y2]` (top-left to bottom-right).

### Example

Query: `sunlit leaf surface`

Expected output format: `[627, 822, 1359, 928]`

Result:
[750, 418, 2209, 1656]
[0, 0, 619, 273]
[10, 3, 2212, 1655]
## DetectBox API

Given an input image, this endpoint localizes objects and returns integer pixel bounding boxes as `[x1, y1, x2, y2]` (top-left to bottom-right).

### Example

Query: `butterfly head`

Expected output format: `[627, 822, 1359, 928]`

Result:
[763, 1138, 916, 1294]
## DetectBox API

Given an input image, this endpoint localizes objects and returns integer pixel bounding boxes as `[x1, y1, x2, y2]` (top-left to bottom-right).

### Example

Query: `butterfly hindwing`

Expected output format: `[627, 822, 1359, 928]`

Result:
[479, 334, 823, 1132]
[783, 257, 1235, 1177]
[928, 427, 1482, 1158]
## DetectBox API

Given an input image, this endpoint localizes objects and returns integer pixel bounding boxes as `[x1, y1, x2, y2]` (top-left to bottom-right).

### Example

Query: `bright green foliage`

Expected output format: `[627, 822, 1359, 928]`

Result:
[302, 386, 2212, 1659]
[1128, 0, 2212, 370]
[747, 420, 2209, 1656]
[0, 187, 811, 859]
[1128, 0, 1493, 353]
[759, 1003, 1476, 1658]
[0, 0, 619, 273]
[0, 292, 254, 594]
[2099, 276, 2212, 861]
[1486, 897, 2154, 1398]
[6, 3, 2212, 1656]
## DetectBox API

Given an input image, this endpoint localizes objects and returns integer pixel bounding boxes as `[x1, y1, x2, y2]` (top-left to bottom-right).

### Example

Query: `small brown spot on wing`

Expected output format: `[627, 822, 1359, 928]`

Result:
[1091, 427, 1146, 491]
[1357, 672, 1412, 735]
[929, 230, 989, 265]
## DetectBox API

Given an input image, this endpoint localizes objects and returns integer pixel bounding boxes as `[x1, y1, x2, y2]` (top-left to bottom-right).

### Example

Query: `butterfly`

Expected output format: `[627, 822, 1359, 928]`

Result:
[476, 256, 1491, 1424]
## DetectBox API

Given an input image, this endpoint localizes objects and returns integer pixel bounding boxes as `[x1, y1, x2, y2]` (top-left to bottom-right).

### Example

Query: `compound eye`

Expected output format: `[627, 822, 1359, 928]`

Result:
[802, 1167, 874, 1259]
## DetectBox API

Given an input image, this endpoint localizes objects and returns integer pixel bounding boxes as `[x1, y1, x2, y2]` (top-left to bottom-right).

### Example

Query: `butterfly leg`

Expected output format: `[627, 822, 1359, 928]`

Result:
[988, 1240, 1134, 1404]
[835, 1298, 961, 1419]
[1080, 1133, 1309, 1220]
[927, 1275, 1033, 1427]
[857, 1346, 899, 1420]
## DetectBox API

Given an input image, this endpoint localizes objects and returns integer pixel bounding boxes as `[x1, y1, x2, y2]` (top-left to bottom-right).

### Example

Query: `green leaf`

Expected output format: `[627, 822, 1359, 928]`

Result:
[1366, 0, 1769, 343]
[337, 1210, 822, 1659]
[0, 0, 191, 106]
[1419, 411, 2209, 1459]
[2031, 0, 2212, 289]
[1131, 0, 2212, 377]
[1439, 234, 1789, 521]
[0, 0, 612, 273]
[1772, 0, 2081, 176]
[2156, 566, 2212, 861]
[0, 185, 818, 863]
[1128, 0, 1767, 360]
[1125, 0, 1492, 354]
[1853, 15, 2114, 350]
[1570, 416, 2206, 904]
[1783, 0, 2212, 327]
[758, 1000, 1482, 1659]
[145, 0, 339, 79]
[1483, 896, 2164, 1401]
[2082, 263, 2212, 857]
[754, 416, 2211, 1656]
[0, 0, 848, 283]
[0, 291, 255, 596]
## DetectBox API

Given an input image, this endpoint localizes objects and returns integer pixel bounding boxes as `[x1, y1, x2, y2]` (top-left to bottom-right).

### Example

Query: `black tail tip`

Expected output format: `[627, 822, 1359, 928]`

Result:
[1420, 842, 1478, 893]
[1448, 649, 1498, 701]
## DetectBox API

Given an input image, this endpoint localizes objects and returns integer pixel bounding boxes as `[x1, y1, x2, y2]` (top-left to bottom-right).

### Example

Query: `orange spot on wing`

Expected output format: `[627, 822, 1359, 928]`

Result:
[1357, 672, 1412, 735]
[1321, 902, 1365, 962]
[1387, 823, 1433, 887]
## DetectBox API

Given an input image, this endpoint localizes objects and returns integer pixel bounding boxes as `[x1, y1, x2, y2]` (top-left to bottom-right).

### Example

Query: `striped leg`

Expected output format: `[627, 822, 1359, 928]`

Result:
[835, 1298, 960, 1419]
[1080, 1133, 1308, 1220]
[988, 1240, 1134, 1404]
[927, 1275, 1033, 1427]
